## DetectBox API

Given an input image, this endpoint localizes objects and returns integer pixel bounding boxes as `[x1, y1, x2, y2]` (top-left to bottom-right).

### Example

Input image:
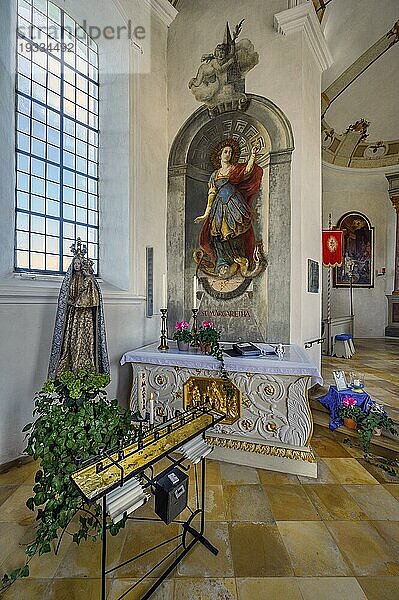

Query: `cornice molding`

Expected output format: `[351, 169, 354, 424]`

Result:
[323, 161, 399, 176]
[144, 0, 178, 27]
[274, 2, 333, 71]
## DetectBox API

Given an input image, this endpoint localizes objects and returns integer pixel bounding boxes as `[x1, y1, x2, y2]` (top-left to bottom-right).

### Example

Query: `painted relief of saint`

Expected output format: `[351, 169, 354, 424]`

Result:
[194, 138, 265, 282]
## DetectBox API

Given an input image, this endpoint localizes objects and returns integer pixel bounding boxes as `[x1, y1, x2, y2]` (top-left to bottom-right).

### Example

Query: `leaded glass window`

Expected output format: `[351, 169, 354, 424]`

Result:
[15, 0, 99, 274]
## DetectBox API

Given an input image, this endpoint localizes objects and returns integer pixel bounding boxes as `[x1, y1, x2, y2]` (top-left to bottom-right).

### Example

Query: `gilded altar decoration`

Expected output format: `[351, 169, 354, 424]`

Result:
[205, 436, 317, 463]
[333, 213, 374, 288]
[193, 138, 266, 299]
[188, 21, 259, 116]
[183, 376, 241, 425]
[48, 238, 109, 378]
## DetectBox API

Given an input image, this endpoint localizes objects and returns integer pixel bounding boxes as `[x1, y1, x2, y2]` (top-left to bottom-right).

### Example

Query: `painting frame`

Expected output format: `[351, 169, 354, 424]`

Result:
[333, 212, 374, 288]
[333, 370, 348, 391]
[307, 259, 319, 293]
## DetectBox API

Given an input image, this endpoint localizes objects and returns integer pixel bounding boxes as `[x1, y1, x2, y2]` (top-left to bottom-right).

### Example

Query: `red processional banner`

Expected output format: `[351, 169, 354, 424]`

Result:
[322, 230, 343, 267]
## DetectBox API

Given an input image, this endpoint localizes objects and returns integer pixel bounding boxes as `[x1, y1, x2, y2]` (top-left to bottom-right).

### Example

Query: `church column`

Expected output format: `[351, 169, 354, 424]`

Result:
[386, 173, 399, 294]
[385, 172, 399, 337]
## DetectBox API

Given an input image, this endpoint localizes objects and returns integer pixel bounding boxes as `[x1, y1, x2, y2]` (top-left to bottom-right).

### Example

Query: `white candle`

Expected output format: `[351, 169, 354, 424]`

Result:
[149, 391, 154, 425]
[193, 276, 197, 309]
[162, 273, 167, 308]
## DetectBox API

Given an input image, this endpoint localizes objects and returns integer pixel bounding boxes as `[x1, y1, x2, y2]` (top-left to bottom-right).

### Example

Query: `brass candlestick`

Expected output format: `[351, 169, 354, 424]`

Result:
[191, 308, 199, 348]
[158, 308, 169, 351]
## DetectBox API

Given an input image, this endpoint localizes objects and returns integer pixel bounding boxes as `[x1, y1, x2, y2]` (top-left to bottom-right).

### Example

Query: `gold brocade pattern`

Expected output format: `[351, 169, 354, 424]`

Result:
[56, 271, 100, 375]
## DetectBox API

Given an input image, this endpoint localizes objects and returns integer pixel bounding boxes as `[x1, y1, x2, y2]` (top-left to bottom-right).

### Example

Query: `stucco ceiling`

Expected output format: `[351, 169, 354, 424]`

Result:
[322, 0, 399, 140]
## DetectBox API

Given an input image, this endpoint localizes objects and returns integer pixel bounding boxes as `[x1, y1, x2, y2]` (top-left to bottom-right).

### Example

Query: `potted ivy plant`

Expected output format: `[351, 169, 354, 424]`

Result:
[1, 367, 133, 592]
[357, 403, 398, 453]
[173, 321, 192, 352]
[337, 396, 366, 430]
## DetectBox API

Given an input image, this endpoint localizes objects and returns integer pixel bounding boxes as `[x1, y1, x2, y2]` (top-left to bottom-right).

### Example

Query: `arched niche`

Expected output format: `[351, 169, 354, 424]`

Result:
[167, 94, 294, 342]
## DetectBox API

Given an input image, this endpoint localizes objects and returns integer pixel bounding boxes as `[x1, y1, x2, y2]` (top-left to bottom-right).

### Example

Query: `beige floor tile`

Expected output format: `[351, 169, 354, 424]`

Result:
[0, 485, 19, 508]
[176, 522, 234, 577]
[45, 577, 102, 599]
[344, 485, 399, 520]
[256, 469, 299, 485]
[2, 529, 72, 579]
[303, 485, 368, 521]
[229, 522, 294, 577]
[193, 484, 226, 521]
[356, 576, 399, 600]
[311, 436, 352, 458]
[0, 485, 35, 524]
[298, 577, 367, 600]
[0, 522, 34, 567]
[174, 577, 237, 600]
[298, 459, 339, 485]
[276, 521, 351, 576]
[1, 578, 50, 599]
[55, 527, 126, 578]
[236, 577, 302, 600]
[205, 459, 222, 485]
[264, 485, 321, 521]
[107, 578, 174, 600]
[356, 458, 399, 484]
[114, 520, 179, 578]
[326, 521, 399, 576]
[384, 484, 399, 501]
[219, 463, 259, 484]
[321, 459, 380, 484]
[223, 484, 274, 522]
[0, 460, 38, 485]
[370, 521, 399, 559]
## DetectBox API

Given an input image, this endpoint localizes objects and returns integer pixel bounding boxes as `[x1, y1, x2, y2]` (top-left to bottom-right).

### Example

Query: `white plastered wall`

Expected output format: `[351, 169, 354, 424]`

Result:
[167, 0, 324, 366]
[0, 0, 170, 463]
[322, 164, 394, 337]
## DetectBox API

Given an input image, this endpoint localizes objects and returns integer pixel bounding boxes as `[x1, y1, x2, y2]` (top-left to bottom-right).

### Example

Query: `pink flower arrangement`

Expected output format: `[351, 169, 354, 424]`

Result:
[342, 396, 357, 407]
[173, 321, 192, 344]
[202, 321, 214, 329]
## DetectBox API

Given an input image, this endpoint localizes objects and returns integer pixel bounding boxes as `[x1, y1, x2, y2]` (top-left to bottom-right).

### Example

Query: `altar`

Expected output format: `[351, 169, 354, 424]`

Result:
[120, 343, 321, 478]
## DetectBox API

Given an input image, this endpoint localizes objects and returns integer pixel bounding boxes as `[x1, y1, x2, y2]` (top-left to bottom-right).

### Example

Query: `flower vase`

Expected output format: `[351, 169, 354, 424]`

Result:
[373, 427, 382, 436]
[177, 340, 189, 352]
[199, 342, 211, 355]
[343, 417, 357, 430]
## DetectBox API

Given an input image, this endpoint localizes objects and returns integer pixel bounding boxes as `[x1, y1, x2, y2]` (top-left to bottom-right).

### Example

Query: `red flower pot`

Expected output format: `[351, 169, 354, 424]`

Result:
[343, 417, 357, 430]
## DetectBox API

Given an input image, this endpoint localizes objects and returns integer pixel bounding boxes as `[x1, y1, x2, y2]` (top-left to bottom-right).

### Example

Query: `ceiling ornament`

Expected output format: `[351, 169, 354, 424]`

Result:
[322, 118, 399, 168]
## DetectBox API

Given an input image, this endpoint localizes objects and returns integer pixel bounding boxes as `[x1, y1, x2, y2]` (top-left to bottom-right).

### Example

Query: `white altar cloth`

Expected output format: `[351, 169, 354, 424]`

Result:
[121, 342, 322, 385]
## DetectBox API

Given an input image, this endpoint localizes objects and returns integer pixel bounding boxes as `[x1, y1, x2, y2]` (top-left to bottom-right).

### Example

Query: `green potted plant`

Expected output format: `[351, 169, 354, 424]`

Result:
[197, 320, 220, 355]
[1, 367, 133, 592]
[173, 321, 192, 352]
[357, 403, 398, 452]
[337, 396, 366, 430]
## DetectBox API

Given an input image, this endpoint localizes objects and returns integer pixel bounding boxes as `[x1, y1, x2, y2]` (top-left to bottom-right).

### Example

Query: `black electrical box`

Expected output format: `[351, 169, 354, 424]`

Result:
[154, 467, 188, 525]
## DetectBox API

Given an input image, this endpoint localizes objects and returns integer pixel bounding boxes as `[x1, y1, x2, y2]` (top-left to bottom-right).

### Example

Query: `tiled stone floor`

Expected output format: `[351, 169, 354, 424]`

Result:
[0, 431, 398, 600]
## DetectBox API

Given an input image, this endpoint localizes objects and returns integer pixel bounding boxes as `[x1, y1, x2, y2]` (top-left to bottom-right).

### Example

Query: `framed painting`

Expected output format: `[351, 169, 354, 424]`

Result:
[333, 212, 374, 288]
[307, 259, 319, 293]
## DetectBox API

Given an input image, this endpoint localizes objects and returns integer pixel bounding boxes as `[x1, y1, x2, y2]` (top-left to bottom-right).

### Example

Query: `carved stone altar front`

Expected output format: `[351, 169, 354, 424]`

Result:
[124, 345, 318, 478]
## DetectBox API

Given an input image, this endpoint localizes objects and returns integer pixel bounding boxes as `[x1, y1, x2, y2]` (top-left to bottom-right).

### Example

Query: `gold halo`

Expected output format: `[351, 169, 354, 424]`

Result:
[210, 138, 241, 170]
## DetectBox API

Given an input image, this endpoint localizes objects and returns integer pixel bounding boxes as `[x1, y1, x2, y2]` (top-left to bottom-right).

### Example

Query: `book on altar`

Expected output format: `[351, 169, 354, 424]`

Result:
[232, 342, 262, 356]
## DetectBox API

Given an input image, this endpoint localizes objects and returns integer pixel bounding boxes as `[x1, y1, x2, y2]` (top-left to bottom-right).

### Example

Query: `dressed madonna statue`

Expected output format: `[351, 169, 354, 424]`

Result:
[48, 239, 109, 378]
[194, 138, 263, 278]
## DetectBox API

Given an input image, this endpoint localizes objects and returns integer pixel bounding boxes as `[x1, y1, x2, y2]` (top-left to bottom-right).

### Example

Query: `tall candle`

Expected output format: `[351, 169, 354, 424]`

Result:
[149, 391, 154, 425]
[193, 276, 197, 309]
[162, 273, 167, 308]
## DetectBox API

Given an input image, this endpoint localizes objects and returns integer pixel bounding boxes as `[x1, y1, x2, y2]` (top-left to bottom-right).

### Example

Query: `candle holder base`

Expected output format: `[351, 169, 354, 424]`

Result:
[158, 308, 169, 352]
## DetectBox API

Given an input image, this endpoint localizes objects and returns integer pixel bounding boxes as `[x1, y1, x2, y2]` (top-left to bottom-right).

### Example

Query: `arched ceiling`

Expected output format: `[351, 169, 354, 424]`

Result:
[322, 0, 399, 141]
